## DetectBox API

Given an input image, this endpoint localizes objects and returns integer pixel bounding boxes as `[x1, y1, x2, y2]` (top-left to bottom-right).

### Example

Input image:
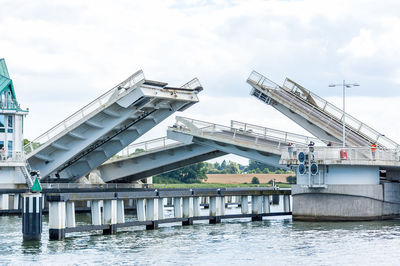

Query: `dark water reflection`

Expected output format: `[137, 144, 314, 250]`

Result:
[1, 209, 400, 265]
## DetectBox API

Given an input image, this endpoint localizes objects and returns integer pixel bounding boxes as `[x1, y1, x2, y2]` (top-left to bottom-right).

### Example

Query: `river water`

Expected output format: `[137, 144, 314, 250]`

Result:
[1, 200, 400, 265]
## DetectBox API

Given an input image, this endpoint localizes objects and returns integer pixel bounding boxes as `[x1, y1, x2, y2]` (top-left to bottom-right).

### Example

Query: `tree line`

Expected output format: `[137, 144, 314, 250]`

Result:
[153, 160, 295, 184]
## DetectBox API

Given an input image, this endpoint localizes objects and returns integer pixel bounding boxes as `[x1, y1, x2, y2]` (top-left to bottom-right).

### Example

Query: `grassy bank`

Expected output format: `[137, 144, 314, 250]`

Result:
[152, 183, 292, 189]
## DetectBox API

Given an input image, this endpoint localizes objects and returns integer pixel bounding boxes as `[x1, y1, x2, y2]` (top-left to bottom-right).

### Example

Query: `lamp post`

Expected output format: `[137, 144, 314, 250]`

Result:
[328, 80, 359, 147]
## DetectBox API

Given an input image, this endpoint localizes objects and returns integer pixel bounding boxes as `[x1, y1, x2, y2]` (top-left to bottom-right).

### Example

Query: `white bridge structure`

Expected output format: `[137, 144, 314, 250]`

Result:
[25, 71, 203, 183]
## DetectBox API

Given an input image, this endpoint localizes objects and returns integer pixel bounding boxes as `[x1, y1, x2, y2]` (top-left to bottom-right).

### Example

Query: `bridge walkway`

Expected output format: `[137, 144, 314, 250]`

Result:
[167, 116, 324, 168]
[96, 137, 226, 183]
[25, 72, 202, 182]
[247, 71, 399, 150]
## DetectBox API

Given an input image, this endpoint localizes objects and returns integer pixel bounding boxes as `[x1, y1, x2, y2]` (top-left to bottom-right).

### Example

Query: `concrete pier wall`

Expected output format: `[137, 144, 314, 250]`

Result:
[292, 184, 400, 221]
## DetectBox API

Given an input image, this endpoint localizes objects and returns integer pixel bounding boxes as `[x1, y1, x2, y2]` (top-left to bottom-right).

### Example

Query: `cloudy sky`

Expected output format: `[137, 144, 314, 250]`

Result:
[1, 0, 400, 164]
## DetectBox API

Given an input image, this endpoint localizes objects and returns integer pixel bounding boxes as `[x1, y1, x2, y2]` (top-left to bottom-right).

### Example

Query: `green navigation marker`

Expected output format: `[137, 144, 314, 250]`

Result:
[31, 177, 42, 192]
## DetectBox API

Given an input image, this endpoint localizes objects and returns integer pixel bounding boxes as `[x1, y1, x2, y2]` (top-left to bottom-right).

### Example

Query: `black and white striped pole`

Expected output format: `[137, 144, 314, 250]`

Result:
[22, 192, 43, 241]
[22, 177, 43, 241]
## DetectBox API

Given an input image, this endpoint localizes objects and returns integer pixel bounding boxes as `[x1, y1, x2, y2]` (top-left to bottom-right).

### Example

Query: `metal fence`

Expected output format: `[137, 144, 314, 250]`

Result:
[24, 70, 146, 155]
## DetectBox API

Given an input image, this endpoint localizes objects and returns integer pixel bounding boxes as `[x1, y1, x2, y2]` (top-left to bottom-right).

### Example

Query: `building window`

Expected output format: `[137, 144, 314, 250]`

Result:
[8, 140, 12, 157]
[0, 115, 4, 133]
[0, 141, 4, 149]
[7, 116, 13, 133]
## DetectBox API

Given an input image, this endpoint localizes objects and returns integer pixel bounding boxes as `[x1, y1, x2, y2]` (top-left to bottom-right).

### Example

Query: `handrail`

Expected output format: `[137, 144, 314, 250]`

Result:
[281, 146, 400, 163]
[173, 116, 324, 148]
[24, 70, 145, 155]
[247, 71, 400, 150]
[108, 137, 182, 162]
[180, 78, 202, 91]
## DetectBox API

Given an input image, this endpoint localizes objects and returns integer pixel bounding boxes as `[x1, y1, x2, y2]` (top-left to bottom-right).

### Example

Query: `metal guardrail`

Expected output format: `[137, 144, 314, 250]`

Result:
[0, 151, 25, 162]
[281, 147, 400, 163]
[180, 78, 202, 91]
[247, 71, 400, 150]
[174, 116, 323, 148]
[24, 70, 146, 155]
[108, 137, 182, 162]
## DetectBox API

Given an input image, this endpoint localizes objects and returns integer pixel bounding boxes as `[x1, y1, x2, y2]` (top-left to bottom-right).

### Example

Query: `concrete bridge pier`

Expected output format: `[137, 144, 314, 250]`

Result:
[209, 196, 222, 224]
[158, 198, 165, 220]
[193, 197, 201, 217]
[136, 199, 146, 221]
[182, 197, 193, 225]
[241, 196, 249, 215]
[103, 200, 117, 234]
[117, 200, 125, 224]
[0, 194, 9, 210]
[174, 197, 182, 218]
[263, 196, 271, 214]
[91, 200, 102, 225]
[251, 196, 263, 221]
[48, 199, 66, 240]
[22, 193, 43, 241]
[146, 198, 158, 230]
[66, 202, 76, 228]
[283, 195, 290, 213]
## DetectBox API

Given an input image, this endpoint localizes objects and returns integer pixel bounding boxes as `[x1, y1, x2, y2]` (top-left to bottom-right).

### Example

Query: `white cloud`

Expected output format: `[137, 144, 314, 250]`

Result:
[1, 0, 400, 164]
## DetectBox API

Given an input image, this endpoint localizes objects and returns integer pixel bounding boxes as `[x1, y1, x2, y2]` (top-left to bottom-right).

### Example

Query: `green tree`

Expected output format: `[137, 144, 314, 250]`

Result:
[153, 162, 208, 184]
[286, 175, 297, 184]
[251, 176, 260, 184]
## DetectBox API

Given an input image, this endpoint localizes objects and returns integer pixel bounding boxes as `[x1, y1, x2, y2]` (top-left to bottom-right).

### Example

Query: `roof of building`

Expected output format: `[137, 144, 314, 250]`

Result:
[0, 58, 20, 110]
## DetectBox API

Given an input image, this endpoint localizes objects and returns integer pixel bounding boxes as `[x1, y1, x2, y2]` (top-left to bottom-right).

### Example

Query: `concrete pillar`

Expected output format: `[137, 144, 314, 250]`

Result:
[251, 196, 263, 221]
[49, 201, 66, 240]
[146, 198, 158, 230]
[220, 196, 225, 216]
[66, 202, 76, 228]
[136, 199, 146, 222]
[193, 197, 201, 217]
[22, 193, 42, 241]
[13, 194, 19, 210]
[174, 197, 182, 218]
[263, 196, 271, 214]
[241, 196, 249, 215]
[158, 198, 164, 220]
[128, 199, 134, 207]
[0, 194, 9, 210]
[86, 201, 91, 208]
[182, 197, 193, 226]
[103, 200, 117, 235]
[209, 196, 221, 224]
[117, 200, 125, 224]
[91, 200, 102, 226]
[283, 195, 290, 213]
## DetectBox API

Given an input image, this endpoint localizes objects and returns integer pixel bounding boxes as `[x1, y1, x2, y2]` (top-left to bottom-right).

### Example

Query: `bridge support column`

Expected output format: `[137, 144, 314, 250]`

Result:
[193, 197, 201, 217]
[0, 194, 9, 210]
[220, 196, 225, 216]
[49, 200, 65, 240]
[263, 196, 270, 214]
[91, 200, 102, 225]
[66, 202, 76, 228]
[283, 195, 290, 213]
[174, 197, 182, 218]
[137, 199, 146, 221]
[117, 200, 125, 223]
[209, 196, 221, 224]
[182, 197, 193, 226]
[13, 194, 20, 210]
[251, 196, 263, 221]
[146, 198, 158, 230]
[241, 196, 248, 215]
[158, 198, 165, 220]
[22, 193, 42, 241]
[103, 200, 117, 235]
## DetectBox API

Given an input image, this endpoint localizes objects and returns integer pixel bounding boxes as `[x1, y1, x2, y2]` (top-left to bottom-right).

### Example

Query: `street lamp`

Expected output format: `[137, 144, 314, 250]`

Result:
[328, 80, 360, 147]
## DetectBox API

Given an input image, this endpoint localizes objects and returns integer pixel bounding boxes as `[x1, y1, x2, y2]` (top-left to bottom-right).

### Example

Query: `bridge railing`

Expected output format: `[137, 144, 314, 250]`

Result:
[109, 137, 182, 162]
[280, 146, 400, 163]
[24, 70, 146, 155]
[174, 116, 322, 149]
[248, 70, 399, 150]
